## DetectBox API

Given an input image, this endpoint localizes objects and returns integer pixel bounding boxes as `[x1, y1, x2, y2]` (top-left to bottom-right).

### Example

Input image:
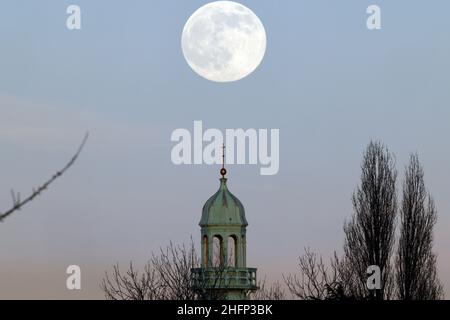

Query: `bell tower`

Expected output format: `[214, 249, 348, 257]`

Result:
[191, 145, 258, 300]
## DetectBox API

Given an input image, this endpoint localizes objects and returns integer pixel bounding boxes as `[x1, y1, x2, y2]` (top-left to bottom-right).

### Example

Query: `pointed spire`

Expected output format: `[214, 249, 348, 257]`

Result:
[220, 143, 227, 178]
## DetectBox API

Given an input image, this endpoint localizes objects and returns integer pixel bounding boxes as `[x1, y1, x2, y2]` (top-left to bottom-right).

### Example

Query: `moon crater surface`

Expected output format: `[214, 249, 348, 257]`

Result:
[182, 1, 267, 82]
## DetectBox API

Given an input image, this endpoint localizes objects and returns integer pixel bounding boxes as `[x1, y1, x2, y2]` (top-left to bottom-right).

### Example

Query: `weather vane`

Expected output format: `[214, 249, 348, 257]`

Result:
[220, 143, 227, 178]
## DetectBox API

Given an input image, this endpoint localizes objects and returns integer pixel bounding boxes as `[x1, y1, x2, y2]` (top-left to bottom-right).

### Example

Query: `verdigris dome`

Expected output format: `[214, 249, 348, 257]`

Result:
[200, 178, 248, 227]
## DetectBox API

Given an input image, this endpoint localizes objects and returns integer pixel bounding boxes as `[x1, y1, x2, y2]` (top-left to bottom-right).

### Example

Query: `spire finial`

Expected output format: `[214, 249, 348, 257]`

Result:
[220, 143, 227, 178]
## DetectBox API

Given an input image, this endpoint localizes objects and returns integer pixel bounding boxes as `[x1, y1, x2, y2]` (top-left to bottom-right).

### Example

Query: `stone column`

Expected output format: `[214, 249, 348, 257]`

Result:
[222, 235, 228, 267]
[242, 235, 247, 267]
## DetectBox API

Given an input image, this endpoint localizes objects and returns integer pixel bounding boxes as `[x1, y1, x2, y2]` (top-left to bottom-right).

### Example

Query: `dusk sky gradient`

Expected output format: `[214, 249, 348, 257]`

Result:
[1, 0, 449, 298]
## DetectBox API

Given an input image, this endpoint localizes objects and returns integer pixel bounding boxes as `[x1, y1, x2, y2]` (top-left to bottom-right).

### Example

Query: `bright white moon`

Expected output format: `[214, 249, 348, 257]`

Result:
[182, 1, 267, 82]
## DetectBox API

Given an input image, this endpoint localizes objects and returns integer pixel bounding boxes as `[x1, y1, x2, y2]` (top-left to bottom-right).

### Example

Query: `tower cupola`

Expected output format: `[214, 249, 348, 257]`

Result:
[191, 145, 258, 300]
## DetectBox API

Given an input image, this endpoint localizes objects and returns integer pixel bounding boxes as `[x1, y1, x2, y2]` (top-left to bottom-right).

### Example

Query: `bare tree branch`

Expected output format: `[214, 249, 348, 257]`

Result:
[0, 133, 89, 222]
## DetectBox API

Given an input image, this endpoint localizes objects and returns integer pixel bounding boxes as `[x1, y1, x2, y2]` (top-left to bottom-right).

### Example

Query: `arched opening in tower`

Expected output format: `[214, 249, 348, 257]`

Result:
[213, 235, 223, 267]
[227, 235, 237, 267]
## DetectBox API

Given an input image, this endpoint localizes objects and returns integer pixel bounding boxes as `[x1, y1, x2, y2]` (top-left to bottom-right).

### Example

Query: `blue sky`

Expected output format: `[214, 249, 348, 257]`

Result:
[1, 0, 449, 298]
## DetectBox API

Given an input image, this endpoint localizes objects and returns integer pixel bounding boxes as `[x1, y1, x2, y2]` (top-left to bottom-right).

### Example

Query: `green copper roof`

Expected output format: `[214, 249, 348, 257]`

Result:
[200, 178, 248, 227]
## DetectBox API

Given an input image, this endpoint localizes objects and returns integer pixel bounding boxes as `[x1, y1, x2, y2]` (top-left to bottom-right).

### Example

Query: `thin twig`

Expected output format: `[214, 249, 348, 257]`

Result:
[0, 132, 89, 222]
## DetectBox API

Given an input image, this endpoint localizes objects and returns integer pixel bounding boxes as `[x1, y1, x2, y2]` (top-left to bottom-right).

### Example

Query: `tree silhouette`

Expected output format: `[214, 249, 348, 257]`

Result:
[396, 154, 443, 299]
[284, 247, 362, 300]
[285, 248, 340, 300]
[343, 141, 397, 300]
[101, 241, 198, 300]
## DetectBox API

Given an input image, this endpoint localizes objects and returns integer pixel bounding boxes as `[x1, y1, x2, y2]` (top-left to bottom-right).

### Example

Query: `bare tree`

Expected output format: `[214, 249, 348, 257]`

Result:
[101, 262, 163, 300]
[151, 241, 199, 300]
[396, 154, 443, 300]
[343, 141, 397, 300]
[251, 278, 286, 300]
[284, 248, 356, 300]
[102, 240, 199, 300]
[0, 133, 89, 223]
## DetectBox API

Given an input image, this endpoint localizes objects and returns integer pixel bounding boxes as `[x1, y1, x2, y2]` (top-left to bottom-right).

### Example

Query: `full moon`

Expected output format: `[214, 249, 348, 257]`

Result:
[181, 1, 267, 82]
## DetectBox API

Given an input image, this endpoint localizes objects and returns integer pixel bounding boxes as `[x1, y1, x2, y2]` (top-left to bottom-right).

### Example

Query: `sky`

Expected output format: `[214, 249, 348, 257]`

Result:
[0, 0, 449, 299]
